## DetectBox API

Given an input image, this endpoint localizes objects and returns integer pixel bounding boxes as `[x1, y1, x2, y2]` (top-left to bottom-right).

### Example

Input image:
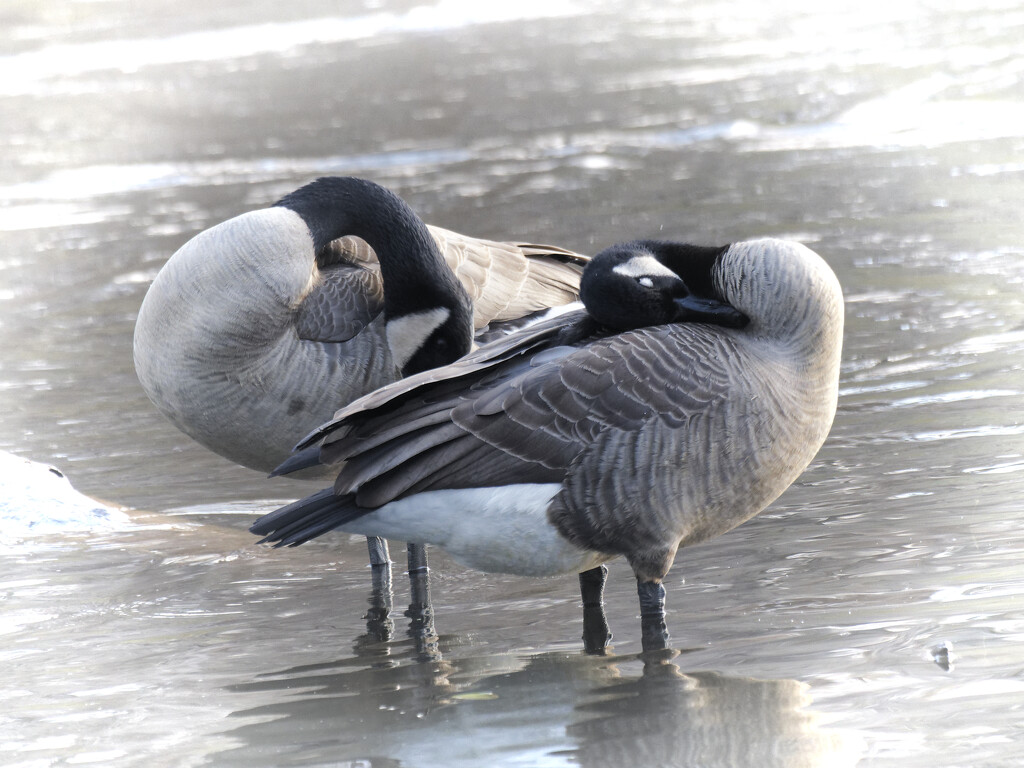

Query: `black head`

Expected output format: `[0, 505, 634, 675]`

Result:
[580, 241, 747, 332]
[277, 177, 476, 377]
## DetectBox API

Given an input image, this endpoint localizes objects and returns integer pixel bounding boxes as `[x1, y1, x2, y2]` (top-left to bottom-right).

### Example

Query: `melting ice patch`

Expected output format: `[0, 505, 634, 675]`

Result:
[0, 451, 130, 539]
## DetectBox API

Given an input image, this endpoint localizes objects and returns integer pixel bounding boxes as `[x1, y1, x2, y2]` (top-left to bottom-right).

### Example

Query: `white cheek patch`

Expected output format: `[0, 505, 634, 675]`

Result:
[613, 254, 678, 280]
[386, 306, 451, 369]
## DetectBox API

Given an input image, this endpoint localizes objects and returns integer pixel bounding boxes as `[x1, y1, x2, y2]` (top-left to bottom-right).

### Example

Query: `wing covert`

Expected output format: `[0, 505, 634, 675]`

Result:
[313, 322, 746, 509]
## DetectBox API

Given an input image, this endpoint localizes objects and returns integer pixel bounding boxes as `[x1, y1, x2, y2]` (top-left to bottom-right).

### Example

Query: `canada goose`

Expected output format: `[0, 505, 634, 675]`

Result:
[134, 176, 587, 475]
[133, 176, 588, 575]
[251, 237, 844, 651]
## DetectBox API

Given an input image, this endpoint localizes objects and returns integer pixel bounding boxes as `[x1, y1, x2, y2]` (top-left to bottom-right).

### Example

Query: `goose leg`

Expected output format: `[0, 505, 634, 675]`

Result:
[637, 579, 670, 652]
[367, 536, 391, 568]
[364, 553, 394, 643]
[407, 541, 428, 575]
[405, 543, 438, 660]
[579, 565, 612, 654]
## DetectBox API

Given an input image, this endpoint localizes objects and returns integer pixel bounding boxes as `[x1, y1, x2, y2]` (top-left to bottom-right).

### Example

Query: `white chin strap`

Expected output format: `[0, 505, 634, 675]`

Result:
[385, 306, 451, 370]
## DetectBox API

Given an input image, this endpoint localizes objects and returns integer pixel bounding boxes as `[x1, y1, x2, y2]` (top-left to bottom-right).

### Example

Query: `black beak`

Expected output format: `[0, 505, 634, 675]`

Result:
[673, 295, 748, 328]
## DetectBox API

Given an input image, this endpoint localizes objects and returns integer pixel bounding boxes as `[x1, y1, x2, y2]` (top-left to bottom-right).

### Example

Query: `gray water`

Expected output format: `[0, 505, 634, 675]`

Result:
[2, 0, 1023, 765]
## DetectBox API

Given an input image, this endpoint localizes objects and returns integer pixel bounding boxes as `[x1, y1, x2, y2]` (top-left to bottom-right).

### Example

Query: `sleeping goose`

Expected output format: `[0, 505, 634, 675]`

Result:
[250, 237, 844, 651]
[133, 176, 587, 574]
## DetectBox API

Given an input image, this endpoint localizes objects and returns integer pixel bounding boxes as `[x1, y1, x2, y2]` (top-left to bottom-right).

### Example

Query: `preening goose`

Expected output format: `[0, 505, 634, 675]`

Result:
[133, 176, 587, 476]
[251, 238, 844, 651]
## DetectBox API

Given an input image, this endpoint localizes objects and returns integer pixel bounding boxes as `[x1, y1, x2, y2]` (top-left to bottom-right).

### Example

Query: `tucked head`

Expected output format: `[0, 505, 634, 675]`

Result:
[580, 241, 748, 331]
[276, 176, 476, 378]
[387, 290, 475, 377]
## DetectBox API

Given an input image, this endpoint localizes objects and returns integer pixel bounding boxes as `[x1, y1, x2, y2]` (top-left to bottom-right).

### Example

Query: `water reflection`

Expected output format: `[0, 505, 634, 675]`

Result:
[214, 566, 860, 765]
[222, 644, 861, 767]
[357, 550, 441, 663]
[570, 664, 861, 768]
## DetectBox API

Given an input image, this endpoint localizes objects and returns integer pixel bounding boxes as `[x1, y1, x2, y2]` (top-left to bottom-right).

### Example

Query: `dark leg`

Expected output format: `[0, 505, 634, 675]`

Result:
[579, 565, 612, 654]
[364, 556, 394, 643]
[637, 579, 670, 652]
[407, 541, 428, 575]
[367, 536, 391, 568]
[404, 543, 438, 661]
[362, 537, 394, 642]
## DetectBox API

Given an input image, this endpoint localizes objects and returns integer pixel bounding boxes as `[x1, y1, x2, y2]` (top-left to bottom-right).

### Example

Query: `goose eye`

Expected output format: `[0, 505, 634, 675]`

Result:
[637, 277, 655, 289]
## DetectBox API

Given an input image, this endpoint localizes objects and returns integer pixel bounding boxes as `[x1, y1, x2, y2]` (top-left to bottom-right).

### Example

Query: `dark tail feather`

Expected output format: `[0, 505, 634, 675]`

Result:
[269, 444, 323, 478]
[250, 488, 368, 547]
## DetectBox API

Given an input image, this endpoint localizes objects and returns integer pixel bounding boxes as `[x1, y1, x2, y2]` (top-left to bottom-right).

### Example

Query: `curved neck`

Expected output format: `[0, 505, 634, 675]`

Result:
[716, 239, 845, 393]
[274, 176, 462, 318]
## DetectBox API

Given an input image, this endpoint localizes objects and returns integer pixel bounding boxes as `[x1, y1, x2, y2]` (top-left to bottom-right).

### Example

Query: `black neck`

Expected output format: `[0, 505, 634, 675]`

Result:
[274, 177, 462, 317]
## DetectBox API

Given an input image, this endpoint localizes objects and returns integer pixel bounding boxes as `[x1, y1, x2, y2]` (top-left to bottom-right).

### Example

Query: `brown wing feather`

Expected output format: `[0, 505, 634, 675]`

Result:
[306, 310, 589, 451]
[428, 226, 587, 325]
[317, 323, 743, 509]
[304, 230, 587, 342]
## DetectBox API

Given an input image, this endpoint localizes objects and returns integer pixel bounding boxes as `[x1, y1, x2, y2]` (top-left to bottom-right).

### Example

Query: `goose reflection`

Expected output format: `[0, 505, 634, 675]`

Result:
[221, 643, 862, 767]
[570, 659, 863, 768]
